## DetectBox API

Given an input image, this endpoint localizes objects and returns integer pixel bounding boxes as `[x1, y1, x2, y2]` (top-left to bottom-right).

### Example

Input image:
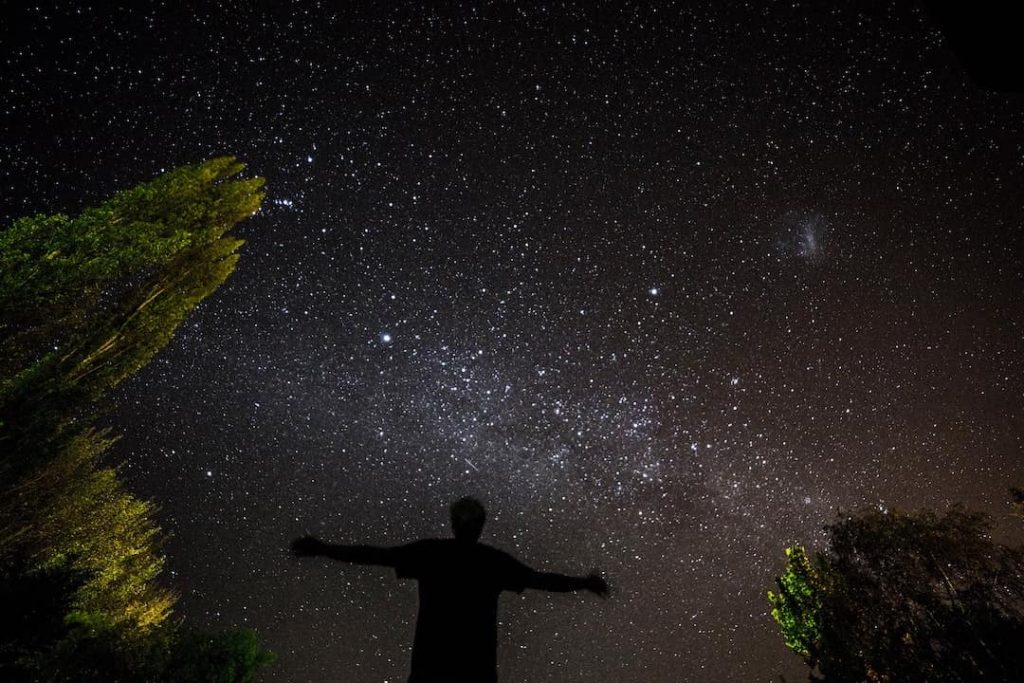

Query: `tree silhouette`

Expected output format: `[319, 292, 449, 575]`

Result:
[769, 507, 1024, 683]
[1011, 487, 1024, 520]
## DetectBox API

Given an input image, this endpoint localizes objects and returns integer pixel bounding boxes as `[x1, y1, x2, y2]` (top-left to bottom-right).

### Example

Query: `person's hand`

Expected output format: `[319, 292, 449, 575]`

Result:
[585, 572, 609, 598]
[291, 535, 323, 557]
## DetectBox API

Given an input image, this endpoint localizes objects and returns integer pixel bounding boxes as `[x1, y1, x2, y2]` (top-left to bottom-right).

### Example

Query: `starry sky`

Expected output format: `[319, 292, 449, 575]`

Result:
[3, 2, 1024, 681]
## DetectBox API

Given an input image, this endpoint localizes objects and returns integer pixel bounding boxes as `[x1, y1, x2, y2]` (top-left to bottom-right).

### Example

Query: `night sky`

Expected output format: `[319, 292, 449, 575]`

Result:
[3, 2, 1024, 681]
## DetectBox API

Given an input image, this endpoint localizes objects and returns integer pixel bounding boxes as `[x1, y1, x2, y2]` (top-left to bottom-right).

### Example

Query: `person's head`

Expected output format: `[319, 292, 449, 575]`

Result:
[450, 496, 486, 542]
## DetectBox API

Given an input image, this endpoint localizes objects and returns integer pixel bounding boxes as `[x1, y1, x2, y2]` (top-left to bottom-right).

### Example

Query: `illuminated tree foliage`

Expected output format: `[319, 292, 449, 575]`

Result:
[1, 157, 262, 477]
[0, 158, 272, 680]
[769, 508, 1024, 683]
[768, 545, 824, 661]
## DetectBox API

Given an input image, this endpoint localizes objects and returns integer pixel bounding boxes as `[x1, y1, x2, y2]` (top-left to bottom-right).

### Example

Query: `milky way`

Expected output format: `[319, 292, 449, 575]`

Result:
[3, 3, 1023, 681]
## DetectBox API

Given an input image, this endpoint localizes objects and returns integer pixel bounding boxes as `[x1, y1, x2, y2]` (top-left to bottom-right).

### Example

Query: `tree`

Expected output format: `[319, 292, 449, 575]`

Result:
[0, 158, 272, 680]
[769, 507, 1024, 683]
[768, 545, 825, 662]
[0, 157, 259, 371]
[1, 156, 263, 480]
[1011, 487, 1024, 520]
[164, 629, 275, 683]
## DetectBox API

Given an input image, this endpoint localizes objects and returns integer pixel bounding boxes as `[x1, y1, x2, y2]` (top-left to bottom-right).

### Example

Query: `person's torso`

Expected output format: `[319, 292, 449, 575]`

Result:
[406, 541, 512, 679]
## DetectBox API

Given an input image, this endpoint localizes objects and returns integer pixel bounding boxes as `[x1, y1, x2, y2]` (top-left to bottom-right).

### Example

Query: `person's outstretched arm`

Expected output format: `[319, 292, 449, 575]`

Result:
[291, 535, 400, 566]
[525, 569, 609, 597]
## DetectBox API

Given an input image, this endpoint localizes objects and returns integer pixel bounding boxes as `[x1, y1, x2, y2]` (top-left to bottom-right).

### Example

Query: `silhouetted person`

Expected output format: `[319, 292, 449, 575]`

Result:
[291, 497, 608, 683]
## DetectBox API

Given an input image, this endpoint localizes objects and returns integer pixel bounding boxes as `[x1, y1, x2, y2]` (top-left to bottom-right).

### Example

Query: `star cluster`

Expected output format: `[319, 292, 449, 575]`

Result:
[3, 2, 1023, 681]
